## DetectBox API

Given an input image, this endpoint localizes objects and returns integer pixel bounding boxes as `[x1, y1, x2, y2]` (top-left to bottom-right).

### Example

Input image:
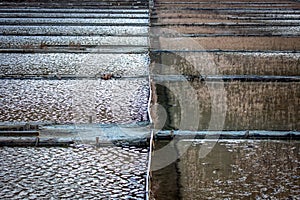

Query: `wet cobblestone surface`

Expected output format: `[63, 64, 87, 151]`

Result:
[0, 53, 149, 77]
[0, 145, 148, 199]
[0, 1, 150, 126]
[0, 1, 150, 199]
[0, 18, 148, 24]
[0, 36, 148, 49]
[0, 26, 148, 36]
[0, 79, 149, 124]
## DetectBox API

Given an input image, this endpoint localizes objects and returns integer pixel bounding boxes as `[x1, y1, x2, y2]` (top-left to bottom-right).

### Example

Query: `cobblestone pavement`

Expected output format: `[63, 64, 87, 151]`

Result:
[0, 145, 148, 199]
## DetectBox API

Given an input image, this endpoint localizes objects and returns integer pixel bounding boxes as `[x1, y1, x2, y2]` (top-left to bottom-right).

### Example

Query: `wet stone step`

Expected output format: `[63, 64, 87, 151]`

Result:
[152, 25, 300, 36]
[157, 36, 300, 51]
[0, 79, 149, 124]
[155, 1, 294, 6]
[150, 51, 300, 76]
[152, 75, 300, 82]
[218, 9, 300, 14]
[152, 22, 300, 27]
[0, 26, 148, 36]
[154, 3, 298, 9]
[0, 8, 149, 14]
[227, 16, 300, 20]
[0, 18, 149, 25]
[151, 12, 300, 19]
[152, 140, 300, 200]
[0, 12, 149, 18]
[0, 36, 148, 49]
[155, 17, 300, 25]
[234, 13, 300, 18]
[0, 145, 148, 199]
[152, 81, 299, 131]
[0, 1, 150, 9]
[0, 53, 149, 77]
[152, 7, 300, 11]
[152, 9, 300, 15]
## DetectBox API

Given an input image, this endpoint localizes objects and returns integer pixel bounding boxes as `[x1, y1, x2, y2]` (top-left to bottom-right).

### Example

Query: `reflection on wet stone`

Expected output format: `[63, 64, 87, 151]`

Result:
[153, 80, 299, 131]
[151, 140, 300, 200]
[150, 0, 300, 199]
[151, 52, 300, 76]
[178, 141, 300, 200]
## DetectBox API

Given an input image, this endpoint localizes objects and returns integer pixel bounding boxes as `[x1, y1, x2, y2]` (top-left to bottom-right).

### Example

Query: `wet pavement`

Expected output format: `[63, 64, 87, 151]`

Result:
[0, 36, 148, 49]
[1, 0, 300, 199]
[0, 145, 148, 199]
[0, 79, 149, 124]
[0, 53, 149, 77]
[0, 0, 150, 125]
[0, 26, 148, 36]
[0, 18, 148, 24]
[0, 0, 151, 199]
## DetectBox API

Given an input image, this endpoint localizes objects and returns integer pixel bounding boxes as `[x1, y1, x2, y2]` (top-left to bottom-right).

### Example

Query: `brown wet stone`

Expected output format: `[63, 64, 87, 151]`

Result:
[151, 8, 299, 200]
[158, 36, 300, 51]
[151, 140, 300, 200]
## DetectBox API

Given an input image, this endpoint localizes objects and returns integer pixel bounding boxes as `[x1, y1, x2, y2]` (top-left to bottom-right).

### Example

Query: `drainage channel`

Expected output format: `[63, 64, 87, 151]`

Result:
[0, 0, 153, 199]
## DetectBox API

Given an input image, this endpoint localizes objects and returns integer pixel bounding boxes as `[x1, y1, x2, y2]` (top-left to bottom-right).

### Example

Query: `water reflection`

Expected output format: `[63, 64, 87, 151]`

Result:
[151, 52, 300, 76]
[152, 140, 300, 200]
[153, 81, 299, 131]
[150, 52, 300, 131]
